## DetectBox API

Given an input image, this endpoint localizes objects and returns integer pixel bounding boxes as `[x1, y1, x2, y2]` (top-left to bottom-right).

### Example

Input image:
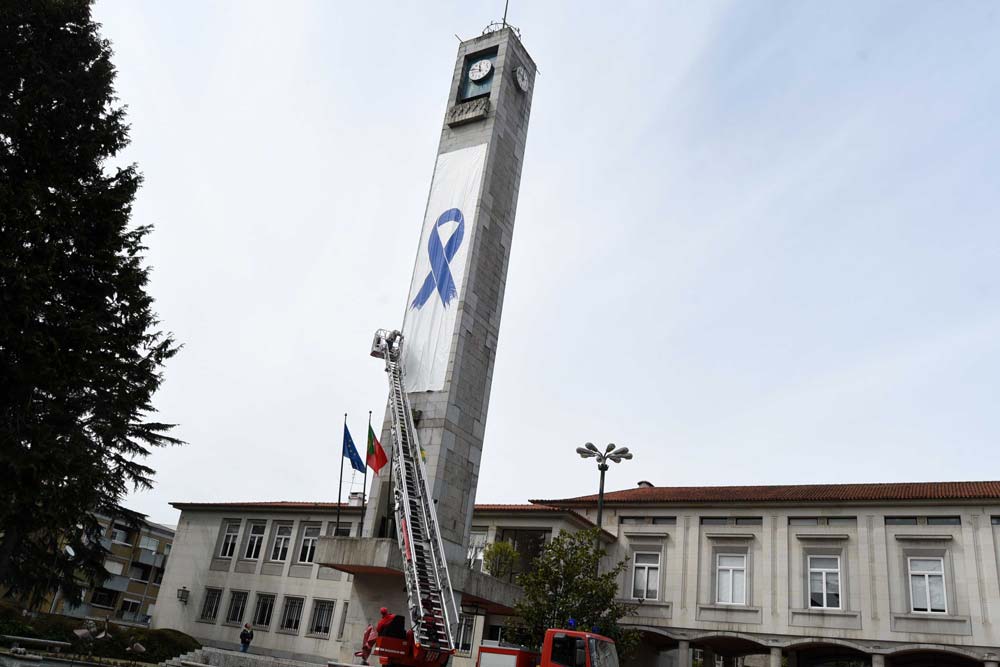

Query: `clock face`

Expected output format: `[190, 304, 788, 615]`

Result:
[515, 66, 530, 93]
[468, 59, 493, 82]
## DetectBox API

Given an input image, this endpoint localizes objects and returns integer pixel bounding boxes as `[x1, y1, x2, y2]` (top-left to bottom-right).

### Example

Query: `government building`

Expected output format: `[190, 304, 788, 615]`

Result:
[154, 480, 1000, 667]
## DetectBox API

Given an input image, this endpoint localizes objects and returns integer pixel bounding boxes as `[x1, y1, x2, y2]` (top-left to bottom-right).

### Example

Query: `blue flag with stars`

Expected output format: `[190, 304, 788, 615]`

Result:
[342, 424, 365, 473]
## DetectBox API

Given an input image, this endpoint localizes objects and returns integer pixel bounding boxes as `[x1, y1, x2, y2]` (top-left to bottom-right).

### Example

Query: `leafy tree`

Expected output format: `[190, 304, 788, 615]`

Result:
[0, 1, 180, 607]
[482, 540, 517, 580]
[506, 529, 640, 660]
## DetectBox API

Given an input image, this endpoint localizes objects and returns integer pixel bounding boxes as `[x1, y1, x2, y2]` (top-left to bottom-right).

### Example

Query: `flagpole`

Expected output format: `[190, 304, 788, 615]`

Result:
[336, 413, 346, 535]
[361, 411, 372, 537]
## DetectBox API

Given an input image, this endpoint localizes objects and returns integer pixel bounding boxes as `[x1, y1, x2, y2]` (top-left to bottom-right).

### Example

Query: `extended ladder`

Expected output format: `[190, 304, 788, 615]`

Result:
[371, 329, 458, 653]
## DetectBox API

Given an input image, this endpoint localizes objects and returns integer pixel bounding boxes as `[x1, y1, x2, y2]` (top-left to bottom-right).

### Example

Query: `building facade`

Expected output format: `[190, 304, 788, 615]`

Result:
[540, 481, 1000, 667]
[156, 482, 1000, 667]
[153, 500, 592, 666]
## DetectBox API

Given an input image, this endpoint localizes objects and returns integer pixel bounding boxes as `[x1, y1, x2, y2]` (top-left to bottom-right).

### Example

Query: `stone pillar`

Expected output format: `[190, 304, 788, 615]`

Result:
[770, 649, 782, 667]
[678, 641, 691, 667]
[871, 656, 885, 667]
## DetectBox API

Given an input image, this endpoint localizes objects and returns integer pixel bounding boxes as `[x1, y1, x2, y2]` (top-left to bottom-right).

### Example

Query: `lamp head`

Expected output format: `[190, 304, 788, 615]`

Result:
[576, 447, 598, 459]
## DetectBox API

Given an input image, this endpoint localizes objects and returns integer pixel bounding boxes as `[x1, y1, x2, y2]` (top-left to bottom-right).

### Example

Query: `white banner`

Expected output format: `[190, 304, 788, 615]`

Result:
[401, 143, 488, 392]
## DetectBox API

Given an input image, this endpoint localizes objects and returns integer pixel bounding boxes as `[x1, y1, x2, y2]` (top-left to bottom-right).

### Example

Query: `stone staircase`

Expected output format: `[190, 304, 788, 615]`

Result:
[158, 648, 209, 667]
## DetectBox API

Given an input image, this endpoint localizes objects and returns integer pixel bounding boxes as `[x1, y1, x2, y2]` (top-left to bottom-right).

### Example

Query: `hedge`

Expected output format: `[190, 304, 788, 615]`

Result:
[0, 603, 200, 664]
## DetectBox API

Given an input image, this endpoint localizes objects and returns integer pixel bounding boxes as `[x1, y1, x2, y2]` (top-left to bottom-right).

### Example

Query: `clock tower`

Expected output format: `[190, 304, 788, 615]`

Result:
[364, 24, 536, 565]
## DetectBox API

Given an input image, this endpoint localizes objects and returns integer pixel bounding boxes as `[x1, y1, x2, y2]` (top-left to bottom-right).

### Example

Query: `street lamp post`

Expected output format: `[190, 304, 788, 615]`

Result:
[576, 442, 632, 568]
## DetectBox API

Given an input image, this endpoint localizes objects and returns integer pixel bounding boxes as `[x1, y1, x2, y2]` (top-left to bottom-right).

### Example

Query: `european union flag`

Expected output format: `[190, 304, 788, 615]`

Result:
[343, 424, 365, 473]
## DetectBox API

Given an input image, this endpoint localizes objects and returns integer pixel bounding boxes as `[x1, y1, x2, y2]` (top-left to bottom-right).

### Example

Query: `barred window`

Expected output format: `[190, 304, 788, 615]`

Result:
[280, 597, 304, 632]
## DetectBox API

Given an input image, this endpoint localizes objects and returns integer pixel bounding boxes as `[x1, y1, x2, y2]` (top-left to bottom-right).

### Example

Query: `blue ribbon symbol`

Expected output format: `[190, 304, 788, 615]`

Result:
[410, 208, 465, 310]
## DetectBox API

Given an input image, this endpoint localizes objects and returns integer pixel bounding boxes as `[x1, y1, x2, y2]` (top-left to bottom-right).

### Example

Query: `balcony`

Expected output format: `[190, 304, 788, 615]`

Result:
[316, 536, 523, 614]
[115, 610, 151, 626]
[103, 575, 130, 592]
[136, 549, 165, 568]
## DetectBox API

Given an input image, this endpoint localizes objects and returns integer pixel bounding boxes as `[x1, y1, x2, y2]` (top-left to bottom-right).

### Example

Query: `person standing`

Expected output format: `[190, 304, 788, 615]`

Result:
[239, 623, 254, 653]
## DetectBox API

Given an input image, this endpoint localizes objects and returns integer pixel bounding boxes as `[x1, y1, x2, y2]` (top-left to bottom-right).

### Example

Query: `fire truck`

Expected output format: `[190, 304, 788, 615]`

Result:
[369, 331, 617, 667]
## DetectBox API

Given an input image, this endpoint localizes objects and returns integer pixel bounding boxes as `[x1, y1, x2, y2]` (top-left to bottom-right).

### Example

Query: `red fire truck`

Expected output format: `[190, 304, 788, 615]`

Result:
[476, 629, 618, 667]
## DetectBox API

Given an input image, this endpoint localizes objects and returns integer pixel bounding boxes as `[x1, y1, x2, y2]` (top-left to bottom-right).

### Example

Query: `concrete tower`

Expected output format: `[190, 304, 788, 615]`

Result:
[364, 26, 536, 564]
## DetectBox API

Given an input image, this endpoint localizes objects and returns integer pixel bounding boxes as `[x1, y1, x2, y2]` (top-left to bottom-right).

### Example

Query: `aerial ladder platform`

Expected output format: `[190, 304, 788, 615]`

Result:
[369, 329, 459, 667]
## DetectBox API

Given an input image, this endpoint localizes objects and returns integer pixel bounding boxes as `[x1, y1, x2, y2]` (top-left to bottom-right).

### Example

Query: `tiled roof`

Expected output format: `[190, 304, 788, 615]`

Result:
[535, 481, 1000, 507]
[173, 501, 571, 512]
[171, 501, 355, 510]
[474, 503, 565, 512]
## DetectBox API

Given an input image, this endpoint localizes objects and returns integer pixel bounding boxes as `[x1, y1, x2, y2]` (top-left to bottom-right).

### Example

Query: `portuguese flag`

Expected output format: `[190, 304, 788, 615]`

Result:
[367, 424, 388, 474]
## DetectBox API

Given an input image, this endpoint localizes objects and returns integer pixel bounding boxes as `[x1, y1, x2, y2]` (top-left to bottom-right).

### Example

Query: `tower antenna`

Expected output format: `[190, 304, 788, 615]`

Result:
[502, 0, 509, 28]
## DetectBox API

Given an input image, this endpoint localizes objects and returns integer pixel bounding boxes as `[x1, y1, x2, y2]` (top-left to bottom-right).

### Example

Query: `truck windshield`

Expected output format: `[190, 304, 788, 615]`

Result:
[589, 637, 619, 667]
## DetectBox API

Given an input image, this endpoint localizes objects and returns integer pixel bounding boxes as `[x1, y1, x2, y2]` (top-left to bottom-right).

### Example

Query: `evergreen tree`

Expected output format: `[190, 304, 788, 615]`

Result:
[0, 0, 181, 607]
[507, 529, 640, 660]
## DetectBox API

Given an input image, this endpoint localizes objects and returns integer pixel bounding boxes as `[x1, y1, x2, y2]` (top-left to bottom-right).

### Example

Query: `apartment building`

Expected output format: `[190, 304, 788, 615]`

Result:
[57, 512, 175, 625]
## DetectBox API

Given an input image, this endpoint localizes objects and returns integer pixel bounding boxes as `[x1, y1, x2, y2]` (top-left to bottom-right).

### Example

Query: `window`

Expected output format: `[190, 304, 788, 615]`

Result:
[992, 516, 1000, 526]
[631, 552, 660, 600]
[111, 525, 131, 544]
[808, 556, 841, 609]
[91, 588, 118, 608]
[298, 524, 320, 563]
[455, 613, 475, 655]
[253, 594, 275, 629]
[121, 599, 141, 613]
[330, 522, 352, 537]
[735, 517, 762, 526]
[336, 601, 350, 640]
[827, 517, 857, 526]
[139, 536, 159, 551]
[701, 517, 728, 526]
[926, 516, 961, 526]
[550, 633, 586, 667]
[886, 517, 918, 526]
[244, 522, 266, 559]
[467, 529, 487, 571]
[164, 543, 171, 555]
[219, 521, 240, 558]
[200, 588, 222, 621]
[270, 524, 292, 561]
[716, 554, 746, 605]
[487, 625, 504, 642]
[652, 517, 677, 526]
[789, 518, 819, 526]
[279, 596, 304, 632]
[104, 559, 124, 576]
[153, 568, 164, 585]
[590, 637, 620, 667]
[619, 516, 647, 525]
[226, 591, 249, 624]
[129, 563, 151, 582]
[309, 600, 336, 636]
[458, 49, 498, 102]
[909, 557, 947, 613]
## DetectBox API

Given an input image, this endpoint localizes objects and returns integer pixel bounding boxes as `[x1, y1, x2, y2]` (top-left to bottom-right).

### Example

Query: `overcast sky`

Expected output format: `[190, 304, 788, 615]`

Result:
[91, 1, 1000, 525]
